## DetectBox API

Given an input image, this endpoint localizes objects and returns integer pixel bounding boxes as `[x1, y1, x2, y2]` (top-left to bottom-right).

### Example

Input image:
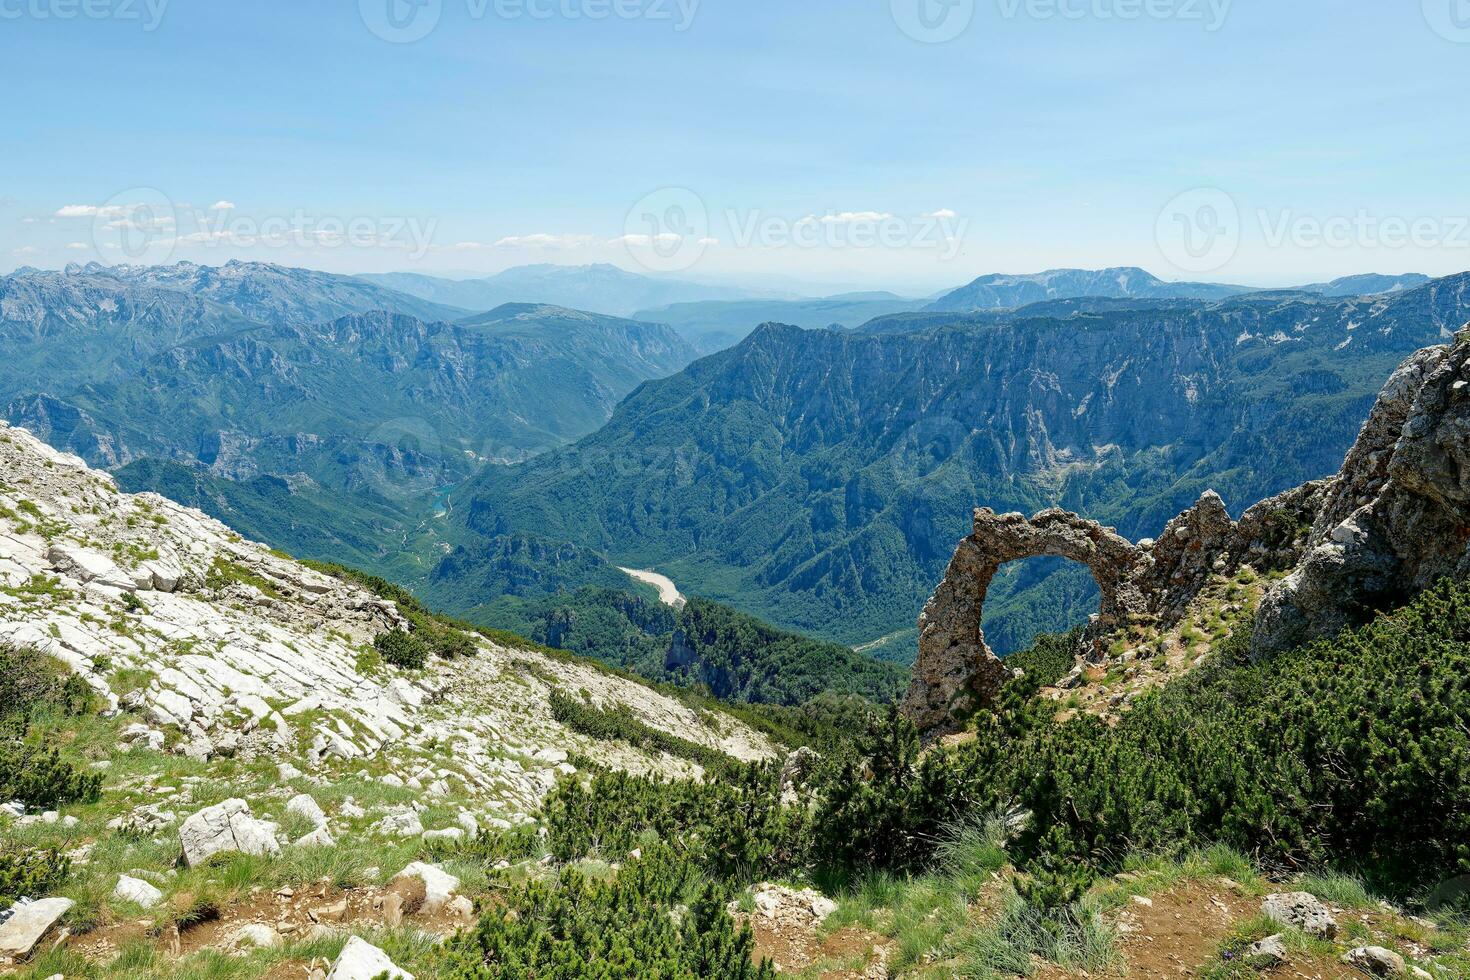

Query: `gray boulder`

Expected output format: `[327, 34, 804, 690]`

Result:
[1262, 891, 1337, 939]
[0, 897, 73, 964]
[1341, 946, 1407, 977]
[179, 799, 281, 867]
[326, 935, 414, 979]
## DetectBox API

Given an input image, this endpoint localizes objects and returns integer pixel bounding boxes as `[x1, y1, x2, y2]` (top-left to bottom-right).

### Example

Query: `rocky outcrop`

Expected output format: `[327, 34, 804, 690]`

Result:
[1255, 330, 1470, 654]
[903, 331, 1470, 735]
[901, 509, 1152, 734]
[901, 488, 1320, 734]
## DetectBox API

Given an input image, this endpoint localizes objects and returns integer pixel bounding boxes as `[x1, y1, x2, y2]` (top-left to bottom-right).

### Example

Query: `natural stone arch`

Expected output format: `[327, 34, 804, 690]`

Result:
[900, 507, 1151, 736]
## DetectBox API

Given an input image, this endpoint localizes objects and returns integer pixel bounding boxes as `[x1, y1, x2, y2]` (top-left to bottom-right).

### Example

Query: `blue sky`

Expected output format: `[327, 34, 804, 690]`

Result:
[4, 0, 1469, 291]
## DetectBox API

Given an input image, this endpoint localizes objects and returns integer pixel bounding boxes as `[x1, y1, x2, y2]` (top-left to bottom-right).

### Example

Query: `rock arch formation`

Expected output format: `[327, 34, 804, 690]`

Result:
[900, 508, 1151, 736]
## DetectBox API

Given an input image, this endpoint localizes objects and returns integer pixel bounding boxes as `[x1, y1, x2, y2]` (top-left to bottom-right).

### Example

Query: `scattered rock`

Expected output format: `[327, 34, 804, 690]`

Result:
[370, 808, 424, 838]
[1341, 946, 1407, 977]
[286, 794, 327, 827]
[179, 799, 281, 867]
[113, 874, 163, 908]
[1245, 933, 1289, 966]
[744, 883, 837, 928]
[0, 897, 74, 964]
[225, 923, 282, 952]
[1262, 891, 1338, 939]
[326, 935, 413, 980]
[391, 862, 460, 915]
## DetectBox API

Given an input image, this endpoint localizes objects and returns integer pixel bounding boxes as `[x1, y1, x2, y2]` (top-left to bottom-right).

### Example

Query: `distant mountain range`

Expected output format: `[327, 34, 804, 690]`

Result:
[1, 265, 697, 537]
[357, 264, 777, 319]
[631, 292, 927, 351]
[439, 273, 1470, 655]
[925, 267, 1253, 311]
[924, 266, 1431, 313]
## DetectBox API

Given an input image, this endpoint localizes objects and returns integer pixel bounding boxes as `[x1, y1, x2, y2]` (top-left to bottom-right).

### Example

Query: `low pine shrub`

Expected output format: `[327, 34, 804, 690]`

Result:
[374, 629, 429, 670]
[434, 845, 774, 979]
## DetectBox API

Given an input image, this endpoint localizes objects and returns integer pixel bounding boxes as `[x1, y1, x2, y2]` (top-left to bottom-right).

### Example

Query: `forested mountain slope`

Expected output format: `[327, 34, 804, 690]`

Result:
[444, 274, 1470, 651]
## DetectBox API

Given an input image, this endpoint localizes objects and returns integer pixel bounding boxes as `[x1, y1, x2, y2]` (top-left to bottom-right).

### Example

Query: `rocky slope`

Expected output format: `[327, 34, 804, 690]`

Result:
[0, 421, 775, 815]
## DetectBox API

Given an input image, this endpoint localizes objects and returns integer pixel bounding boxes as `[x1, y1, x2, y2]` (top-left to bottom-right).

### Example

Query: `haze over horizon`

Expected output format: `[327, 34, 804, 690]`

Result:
[5, 1, 1470, 291]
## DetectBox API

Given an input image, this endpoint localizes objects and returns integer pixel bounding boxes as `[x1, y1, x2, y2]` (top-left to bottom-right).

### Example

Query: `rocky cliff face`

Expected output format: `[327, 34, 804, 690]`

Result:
[1254, 327, 1470, 653]
[0, 422, 774, 817]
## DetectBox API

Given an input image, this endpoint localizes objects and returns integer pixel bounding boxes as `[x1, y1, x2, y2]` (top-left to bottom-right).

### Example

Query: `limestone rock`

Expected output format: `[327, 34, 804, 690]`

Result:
[1341, 946, 1407, 977]
[745, 883, 837, 927]
[286, 794, 327, 827]
[1256, 335, 1470, 654]
[1245, 933, 1288, 966]
[326, 935, 413, 980]
[179, 799, 281, 867]
[902, 508, 1150, 734]
[113, 874, 163, 908]
[0, 897, 73, 963]
[371, 808, 424, 838]
[1262, 891, 1337, 939]
[225, 923, 282, 951]
[391, 861, 460, 915]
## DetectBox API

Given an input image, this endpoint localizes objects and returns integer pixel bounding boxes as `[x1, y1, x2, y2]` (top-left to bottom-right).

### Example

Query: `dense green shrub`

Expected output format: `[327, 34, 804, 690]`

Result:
[434, 845, 773, 979]
[374, 629, 430, 670]
[806, 579, 1470, 896]
[0, 844, 70, 909]
[1013, 579, 1470, 891]
[0, 717, 102, 809]
[544, 766, 797, 881]
[0, 643, 93, 717]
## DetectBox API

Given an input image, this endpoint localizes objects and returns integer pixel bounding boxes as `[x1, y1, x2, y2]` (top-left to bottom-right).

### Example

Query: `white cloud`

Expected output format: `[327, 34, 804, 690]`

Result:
[492, 233, 596, 249]
[12, 246, 39, 255]
[56, 204, 105, 218]
[65, 242, 90, 250]
[610, 232, 685, 247]
[923, 208, 958, 220]
[820, 211, 893, 224]
[210, 200, 237, 211]
[20, 217, 38, 224]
